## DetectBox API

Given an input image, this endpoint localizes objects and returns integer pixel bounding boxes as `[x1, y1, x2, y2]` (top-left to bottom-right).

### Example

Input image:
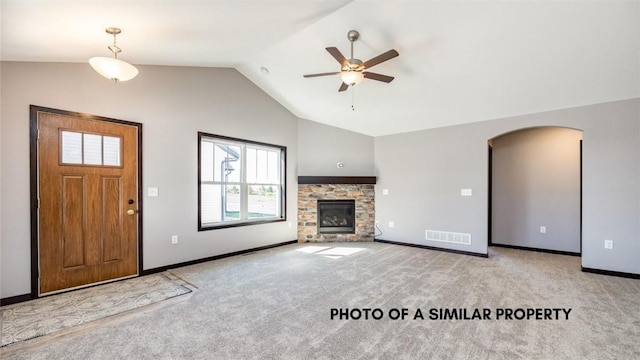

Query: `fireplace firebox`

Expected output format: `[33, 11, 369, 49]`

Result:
[317, 200, 356, 234]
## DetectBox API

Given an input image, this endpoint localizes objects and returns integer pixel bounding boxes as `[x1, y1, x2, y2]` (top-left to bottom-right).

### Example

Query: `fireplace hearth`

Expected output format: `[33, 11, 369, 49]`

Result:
[317, 200, 355, 234]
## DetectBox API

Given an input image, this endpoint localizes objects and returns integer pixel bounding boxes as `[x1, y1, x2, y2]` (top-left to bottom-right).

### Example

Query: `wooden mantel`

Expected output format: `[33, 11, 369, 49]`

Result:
[297, 176, 377, 185]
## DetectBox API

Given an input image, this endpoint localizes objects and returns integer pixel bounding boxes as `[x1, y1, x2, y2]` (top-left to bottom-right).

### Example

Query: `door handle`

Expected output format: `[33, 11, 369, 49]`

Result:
[126, 209, 137, 215]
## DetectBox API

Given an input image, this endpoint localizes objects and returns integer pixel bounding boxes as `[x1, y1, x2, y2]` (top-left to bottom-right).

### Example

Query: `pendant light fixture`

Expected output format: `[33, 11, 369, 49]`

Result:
[89, 27, 138, 82]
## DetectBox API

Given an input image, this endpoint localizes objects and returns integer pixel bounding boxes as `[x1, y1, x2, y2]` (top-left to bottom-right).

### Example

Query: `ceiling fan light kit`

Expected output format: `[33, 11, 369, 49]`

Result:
[303, 29, 399, 92]
[341, 70, 364, 86]
[89, 27, 139, 82]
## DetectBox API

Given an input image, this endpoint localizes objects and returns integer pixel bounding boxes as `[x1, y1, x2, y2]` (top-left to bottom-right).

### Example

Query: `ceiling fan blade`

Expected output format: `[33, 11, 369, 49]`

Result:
[363, 72, 395, 83]
[362, 49, 399, 69]
[303, 72, 341, 78]
[338, 82, 349, 92]
[326, 47, 348, 67]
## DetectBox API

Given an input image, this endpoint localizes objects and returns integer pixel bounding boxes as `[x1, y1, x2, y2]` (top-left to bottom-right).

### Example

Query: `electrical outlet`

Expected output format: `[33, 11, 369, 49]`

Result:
[604, 240, 613, 249]
[540, 226, 546, 234]
[171, 235, 178, 244]
[388, 221, 395, 228]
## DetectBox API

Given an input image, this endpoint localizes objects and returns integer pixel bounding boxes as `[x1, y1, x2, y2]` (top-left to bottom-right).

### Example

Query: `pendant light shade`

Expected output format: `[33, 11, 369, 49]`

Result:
[89, 57, 139, 82]
[90, 27, 138, 83]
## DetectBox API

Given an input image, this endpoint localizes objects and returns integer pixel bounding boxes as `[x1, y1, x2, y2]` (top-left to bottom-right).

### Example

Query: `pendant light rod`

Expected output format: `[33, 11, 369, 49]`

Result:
[106, 27, 122, 59]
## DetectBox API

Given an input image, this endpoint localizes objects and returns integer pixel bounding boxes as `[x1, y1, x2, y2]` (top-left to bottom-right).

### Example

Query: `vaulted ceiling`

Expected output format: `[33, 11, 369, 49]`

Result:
[2, 1, 638, 136]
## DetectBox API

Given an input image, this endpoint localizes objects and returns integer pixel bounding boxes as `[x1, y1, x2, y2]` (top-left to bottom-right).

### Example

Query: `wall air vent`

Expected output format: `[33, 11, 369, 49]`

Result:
[425, 230, 471, 245]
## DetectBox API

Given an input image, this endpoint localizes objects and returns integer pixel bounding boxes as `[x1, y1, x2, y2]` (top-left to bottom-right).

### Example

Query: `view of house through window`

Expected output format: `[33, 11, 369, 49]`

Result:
[198, 132, 285, 230]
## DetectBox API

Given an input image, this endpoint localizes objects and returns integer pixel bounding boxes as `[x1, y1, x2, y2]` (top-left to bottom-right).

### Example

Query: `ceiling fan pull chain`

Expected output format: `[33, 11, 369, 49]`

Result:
[351, 87, 355, 111]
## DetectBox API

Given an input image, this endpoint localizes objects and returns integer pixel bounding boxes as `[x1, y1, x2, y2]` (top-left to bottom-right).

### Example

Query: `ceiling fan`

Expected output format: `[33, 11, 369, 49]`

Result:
[303, 30, 399, 92]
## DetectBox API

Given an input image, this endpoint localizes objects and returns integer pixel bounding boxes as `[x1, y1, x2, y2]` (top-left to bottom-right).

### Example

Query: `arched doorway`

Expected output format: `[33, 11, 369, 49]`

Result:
[488, 127, 582, 254]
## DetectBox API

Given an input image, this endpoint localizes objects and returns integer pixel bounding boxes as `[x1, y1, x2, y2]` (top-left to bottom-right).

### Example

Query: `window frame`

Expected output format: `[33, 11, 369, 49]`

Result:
[197, 131, 286, 231]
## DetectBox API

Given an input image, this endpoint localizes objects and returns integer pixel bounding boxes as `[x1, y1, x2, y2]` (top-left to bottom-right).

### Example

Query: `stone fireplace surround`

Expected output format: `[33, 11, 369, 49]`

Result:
[297, 176, 376, 242]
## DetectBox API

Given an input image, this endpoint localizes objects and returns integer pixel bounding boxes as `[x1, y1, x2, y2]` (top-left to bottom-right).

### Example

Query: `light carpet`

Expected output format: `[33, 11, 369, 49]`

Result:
[1, 272, 192, 348]
[1, 242, 639, 359]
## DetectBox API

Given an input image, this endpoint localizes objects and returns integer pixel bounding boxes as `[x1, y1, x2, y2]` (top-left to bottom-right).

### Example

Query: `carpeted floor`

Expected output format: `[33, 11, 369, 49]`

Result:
[1, 273, 192, 348]
[1, 242, 639, 359]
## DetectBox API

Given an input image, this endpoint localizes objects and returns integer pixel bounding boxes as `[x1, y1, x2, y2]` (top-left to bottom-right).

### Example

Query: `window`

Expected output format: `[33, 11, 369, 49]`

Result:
[60, 130, 122, 166]
[198, 132, 286, 230]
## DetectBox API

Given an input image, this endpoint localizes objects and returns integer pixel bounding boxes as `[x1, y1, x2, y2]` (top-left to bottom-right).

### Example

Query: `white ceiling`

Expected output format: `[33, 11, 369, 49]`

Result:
[2, 0, 638, 136]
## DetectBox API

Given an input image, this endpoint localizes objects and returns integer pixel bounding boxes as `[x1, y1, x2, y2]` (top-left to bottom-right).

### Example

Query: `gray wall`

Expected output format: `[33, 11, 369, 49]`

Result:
[0, 63, 3, 295]
[298, 118, 374, 176]
[374, 124, 490, 255]
[0, 62, 299, 298]
[374, 98, 640, 275]
[491, 127, 582, 252]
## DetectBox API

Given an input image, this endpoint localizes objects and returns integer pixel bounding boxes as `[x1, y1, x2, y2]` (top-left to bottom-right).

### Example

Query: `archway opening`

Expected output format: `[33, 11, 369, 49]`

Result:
[488, 127, 583, 255]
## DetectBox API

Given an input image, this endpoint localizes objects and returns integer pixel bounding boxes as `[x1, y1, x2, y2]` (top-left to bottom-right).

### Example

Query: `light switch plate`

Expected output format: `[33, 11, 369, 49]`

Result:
[604, 240, 613, 249]
[148, 187, 159, 197]
[382, 189, 389, 195]
[461, 189, 472, 196]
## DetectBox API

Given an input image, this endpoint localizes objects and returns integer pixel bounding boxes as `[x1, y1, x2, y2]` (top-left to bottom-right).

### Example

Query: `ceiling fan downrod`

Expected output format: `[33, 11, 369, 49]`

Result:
[347, 30, 359, 61]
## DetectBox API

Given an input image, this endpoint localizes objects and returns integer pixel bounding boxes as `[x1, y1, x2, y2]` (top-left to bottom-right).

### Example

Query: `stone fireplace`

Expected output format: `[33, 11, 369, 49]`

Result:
[297, 176, 375, 242]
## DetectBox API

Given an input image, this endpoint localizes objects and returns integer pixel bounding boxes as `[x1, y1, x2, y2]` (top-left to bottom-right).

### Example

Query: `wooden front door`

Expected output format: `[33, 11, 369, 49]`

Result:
[35, 108, 140, 294]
